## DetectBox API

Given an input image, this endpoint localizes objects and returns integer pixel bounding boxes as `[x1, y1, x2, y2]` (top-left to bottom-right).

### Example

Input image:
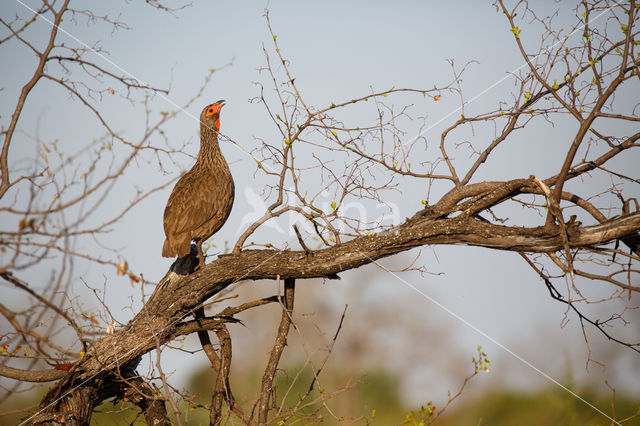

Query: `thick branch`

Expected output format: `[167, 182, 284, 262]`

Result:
[211, 325, 233, 425]
[34, 206, 640, 418]
[258, 278, 295, 424]
[57, 209, 640, 379]
[0, 364, 66, 383]
[119, 377, 170, 426]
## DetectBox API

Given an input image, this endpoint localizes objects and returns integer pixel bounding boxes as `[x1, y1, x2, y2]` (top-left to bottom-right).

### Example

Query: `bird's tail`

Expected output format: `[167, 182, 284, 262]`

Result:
[162, 237, 191, 258]
[162, 239, 173, 257]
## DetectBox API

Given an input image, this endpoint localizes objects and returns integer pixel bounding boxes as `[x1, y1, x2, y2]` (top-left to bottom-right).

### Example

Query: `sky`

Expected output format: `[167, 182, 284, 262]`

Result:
[1, 0, 639, 415]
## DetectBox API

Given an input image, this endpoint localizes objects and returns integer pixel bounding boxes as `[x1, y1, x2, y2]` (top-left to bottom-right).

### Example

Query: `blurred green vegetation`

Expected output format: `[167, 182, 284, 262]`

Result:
[2, 365, 638, 425]
[94, 365, 640, 425]
[183, 363, 403, 424]
[432, 387, 640, 426]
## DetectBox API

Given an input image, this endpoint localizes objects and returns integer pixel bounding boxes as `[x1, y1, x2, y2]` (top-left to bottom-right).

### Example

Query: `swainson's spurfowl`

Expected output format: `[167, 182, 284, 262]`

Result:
[162, 100, 234, 269]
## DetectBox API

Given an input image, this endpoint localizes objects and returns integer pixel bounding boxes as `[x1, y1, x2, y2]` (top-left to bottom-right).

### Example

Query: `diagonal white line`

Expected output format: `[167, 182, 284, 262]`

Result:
[367, 255, 620, 425]
[403, 5, 614, 146]
[11, 1, 622, 424]
[13, 0, 274, 172]
[4, 6, 286, 421]
[19, 243, 288, 424]
[7, 6, 292, 423]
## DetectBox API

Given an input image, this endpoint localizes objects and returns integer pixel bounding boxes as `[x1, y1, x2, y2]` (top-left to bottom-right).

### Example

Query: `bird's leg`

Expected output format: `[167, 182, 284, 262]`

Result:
[196, 240, 206, 270]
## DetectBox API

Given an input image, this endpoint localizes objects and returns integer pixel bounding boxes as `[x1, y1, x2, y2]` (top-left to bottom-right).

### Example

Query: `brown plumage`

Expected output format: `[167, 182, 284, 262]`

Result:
[162, 101, 234, 268]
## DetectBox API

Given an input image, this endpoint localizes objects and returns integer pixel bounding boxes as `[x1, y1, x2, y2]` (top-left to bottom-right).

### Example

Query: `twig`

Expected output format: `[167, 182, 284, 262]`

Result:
[293, 224, 312, 255]
[520, 253, 640, 354]
[280, 305, 349, 421]
[306, 304, 347, 395]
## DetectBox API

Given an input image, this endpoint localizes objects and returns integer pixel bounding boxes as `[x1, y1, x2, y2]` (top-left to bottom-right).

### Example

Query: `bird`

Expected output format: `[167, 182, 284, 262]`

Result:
[162, 100, 235, 270]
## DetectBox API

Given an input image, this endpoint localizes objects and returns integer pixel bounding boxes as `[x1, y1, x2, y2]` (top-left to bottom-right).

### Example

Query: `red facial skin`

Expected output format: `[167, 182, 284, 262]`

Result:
[205, 102, 224, 131]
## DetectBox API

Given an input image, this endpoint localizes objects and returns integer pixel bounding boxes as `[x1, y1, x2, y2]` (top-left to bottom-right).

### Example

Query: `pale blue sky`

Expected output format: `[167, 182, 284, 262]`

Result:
[2, 0, 639, 410]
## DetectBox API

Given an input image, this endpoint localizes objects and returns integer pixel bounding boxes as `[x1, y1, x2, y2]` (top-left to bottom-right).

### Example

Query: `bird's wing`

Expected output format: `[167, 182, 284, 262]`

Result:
[163, 174, 218, 236]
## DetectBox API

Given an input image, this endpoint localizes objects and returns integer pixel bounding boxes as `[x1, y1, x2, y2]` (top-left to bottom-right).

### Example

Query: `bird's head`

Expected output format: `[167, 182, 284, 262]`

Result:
[201, 100, 226, 133]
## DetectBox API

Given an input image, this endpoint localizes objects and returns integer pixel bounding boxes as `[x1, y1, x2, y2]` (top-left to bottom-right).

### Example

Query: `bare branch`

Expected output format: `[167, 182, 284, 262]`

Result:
[257, 277, 295, 424]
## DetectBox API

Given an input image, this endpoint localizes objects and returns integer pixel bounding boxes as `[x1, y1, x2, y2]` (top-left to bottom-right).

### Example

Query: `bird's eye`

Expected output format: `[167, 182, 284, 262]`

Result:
[208, 107, 214, 113]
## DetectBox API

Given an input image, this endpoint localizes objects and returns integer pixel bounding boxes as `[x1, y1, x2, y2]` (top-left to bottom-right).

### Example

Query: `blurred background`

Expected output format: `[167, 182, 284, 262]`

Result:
[1, 1, 639, 423]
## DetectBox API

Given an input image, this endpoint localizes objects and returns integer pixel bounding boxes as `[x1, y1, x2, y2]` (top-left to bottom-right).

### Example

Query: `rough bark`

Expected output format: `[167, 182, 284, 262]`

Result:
[28, 182, 640, 421]
[258, 278, 296, 424]
[29, 370, 169, 425]
[0, 364, 66, 383]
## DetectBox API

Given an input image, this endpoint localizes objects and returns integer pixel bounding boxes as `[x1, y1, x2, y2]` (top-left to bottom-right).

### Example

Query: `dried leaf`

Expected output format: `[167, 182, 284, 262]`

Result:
[117, 261, 128, 276]
[106, 321, 116, 335]
[53, 363, 75, 371]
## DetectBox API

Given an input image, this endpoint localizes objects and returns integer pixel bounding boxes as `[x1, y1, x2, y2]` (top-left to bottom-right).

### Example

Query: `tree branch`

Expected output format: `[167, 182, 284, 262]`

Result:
[39, 205, 640, 386]
[0, 0, 70, 198]
[257, 278, 295, 424]
[0, 364, 67, 383]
